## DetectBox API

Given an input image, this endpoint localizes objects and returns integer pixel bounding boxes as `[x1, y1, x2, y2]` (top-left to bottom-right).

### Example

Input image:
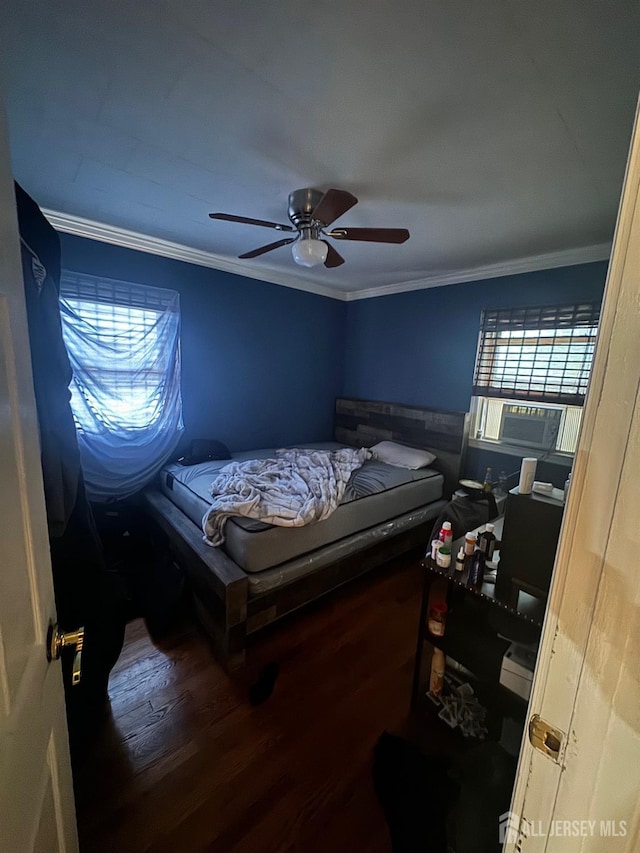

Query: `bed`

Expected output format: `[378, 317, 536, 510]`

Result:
[142, 398, 469, 670]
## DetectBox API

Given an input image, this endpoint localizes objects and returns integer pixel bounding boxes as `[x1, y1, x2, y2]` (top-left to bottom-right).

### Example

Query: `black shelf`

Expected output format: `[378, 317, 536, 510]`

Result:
[415, 642, 528, 742]
[424, 600, 511, 683]
[412, 524, 541, 751]
[421, 555, 546, 628]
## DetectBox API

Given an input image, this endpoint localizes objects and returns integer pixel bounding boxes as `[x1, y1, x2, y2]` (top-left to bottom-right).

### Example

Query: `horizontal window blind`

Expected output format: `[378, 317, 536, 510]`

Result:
[472, 302, 600, 406]
[61, 277, 172, 431]
[59, 271, 183, 501]
[61, 271, 176, 312]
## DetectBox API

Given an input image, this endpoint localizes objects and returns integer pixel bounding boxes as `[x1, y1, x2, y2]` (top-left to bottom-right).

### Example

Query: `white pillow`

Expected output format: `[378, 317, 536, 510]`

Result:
[371, 440, 436, 469]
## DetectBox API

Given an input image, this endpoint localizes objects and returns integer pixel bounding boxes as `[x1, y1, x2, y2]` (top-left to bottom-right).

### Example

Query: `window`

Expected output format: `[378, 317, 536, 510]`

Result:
[60, 272, 183, 501]
[472, 302, 600, 455]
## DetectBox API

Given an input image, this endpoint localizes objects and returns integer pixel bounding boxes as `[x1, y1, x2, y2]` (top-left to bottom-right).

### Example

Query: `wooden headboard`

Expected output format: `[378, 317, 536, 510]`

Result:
[334, 398, 470, 498]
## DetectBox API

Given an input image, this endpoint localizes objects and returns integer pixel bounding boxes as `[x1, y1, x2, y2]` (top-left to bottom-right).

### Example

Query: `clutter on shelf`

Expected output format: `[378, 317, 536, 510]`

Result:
[427, 670, 489, 740]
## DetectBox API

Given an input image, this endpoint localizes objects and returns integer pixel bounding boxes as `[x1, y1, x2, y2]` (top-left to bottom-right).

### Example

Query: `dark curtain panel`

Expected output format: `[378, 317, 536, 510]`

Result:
[15, 182, 125, 737]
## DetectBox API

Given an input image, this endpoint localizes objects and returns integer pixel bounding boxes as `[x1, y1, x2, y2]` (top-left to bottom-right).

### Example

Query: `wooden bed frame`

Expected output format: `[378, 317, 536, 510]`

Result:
[142, 398, 469, 670]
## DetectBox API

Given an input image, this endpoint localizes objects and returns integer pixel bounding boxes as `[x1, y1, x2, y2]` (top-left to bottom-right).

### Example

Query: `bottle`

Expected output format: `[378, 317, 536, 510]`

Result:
[436, 546, 451, 569]
[439, 520, 453, 548]
[455, 547, 465, 572]
[428, 601, 448, 637]
[468, 547, 485, 588]
[483, 467, 493, 492]
[479, 523, 496, 560]
[464, 531, 477, 556]
[429, 648, 445, 698]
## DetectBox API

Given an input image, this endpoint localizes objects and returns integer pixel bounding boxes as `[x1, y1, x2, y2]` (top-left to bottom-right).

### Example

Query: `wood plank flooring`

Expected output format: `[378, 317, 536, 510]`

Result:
[73, 553, 426, 853]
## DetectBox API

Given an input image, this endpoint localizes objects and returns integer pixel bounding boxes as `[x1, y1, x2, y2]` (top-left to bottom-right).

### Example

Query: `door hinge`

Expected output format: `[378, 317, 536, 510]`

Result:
[529, 714, 564, 762]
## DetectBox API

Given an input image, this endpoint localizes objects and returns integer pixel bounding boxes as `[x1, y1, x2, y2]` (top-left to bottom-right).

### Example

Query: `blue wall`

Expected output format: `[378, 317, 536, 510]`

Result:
[344, 261, 607, 411]
[59, 233, 608, 487]
[59, 234, 347, 452]
[343, 261, 608, 485]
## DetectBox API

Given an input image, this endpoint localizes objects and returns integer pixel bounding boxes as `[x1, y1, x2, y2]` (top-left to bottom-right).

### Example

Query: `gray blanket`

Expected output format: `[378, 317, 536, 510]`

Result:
[202, 446, 371, 546]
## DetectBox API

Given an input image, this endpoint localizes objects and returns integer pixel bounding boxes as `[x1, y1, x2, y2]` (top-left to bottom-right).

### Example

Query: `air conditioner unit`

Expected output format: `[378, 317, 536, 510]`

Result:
[499, 404, 562, 450]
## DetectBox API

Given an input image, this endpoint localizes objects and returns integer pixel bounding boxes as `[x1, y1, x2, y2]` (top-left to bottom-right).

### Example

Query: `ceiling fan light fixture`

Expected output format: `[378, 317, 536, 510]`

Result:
[210, 187, 409, 269]
[291, 237, 328, 268]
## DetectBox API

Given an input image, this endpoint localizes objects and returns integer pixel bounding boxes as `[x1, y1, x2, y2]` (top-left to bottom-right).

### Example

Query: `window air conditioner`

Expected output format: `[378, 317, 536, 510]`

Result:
[499, 404, 562, 450]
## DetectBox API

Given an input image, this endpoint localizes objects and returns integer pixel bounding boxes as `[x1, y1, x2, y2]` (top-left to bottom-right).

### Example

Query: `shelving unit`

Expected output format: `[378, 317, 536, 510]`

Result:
[411, 521, 544, 747]
[406, 511, 548, 852]
[422, 516, 546, 628]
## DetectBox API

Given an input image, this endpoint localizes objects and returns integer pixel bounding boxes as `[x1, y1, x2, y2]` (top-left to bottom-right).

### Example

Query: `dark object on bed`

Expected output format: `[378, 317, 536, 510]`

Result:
[429, 491, 499, 543]
[143, 399, 469, 670]
[179, 438, 231, 465]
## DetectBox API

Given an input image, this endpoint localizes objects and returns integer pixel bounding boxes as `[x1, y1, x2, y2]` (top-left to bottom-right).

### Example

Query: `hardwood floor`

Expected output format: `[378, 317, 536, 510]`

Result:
[73, 553, 426, 853]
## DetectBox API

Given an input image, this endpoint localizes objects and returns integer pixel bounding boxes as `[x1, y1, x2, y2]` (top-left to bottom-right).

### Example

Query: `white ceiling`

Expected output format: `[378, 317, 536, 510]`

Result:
[2, 0, 638, 297]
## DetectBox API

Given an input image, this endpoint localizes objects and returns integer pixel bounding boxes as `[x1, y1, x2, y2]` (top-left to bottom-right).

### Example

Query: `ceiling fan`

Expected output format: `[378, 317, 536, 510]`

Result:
[209, 188, 410, 269]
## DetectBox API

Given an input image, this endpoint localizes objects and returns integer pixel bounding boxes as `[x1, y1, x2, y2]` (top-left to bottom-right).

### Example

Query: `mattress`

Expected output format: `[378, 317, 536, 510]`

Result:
[160, 441, 444, 573]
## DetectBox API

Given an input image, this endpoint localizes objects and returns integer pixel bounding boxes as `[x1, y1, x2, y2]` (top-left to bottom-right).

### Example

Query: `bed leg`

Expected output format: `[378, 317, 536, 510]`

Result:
[191, 590, 248, 672]
[222, 632, 247, 673]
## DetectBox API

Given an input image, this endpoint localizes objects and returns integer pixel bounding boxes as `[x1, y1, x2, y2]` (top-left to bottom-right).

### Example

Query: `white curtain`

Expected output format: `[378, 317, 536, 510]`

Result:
[59, 271, 184, 501]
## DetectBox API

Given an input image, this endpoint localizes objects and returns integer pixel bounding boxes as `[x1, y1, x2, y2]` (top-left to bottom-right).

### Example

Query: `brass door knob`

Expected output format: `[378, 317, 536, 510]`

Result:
[46, 623, 85, 686]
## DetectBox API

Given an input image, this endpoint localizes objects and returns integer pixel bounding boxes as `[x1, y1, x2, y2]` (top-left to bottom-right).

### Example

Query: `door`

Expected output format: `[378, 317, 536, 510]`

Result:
[504, 100, 640, 851]
[0, 96, 79, 849]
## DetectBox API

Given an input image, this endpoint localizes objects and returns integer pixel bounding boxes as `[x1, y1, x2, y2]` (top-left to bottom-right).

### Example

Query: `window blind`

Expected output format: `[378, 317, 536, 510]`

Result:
[61, 271, 177, 312]
[60, 274, 175, 431]
[59, 271, 183, 501]
[472, 302, 600, 406]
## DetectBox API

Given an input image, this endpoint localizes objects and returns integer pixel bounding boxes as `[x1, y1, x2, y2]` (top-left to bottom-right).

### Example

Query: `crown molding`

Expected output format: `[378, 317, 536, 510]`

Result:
[345, 243, 611, 300]
[43, 208, 610, 302]
[42, 208, 346, 301]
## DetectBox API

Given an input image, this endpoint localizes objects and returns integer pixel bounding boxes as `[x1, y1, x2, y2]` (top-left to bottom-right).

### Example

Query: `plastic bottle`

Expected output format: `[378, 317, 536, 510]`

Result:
[464, 531, 477, 556]
[468, 547, 485, 588]
[428, 601, 448, 637]
[429, 648, 445, 697]
[483, 467, 493, 492]
[436, 546, 451, 569]
[479, 523, 497, 560]
[455, 547, 465, 572]
[439, 520, 453, 548]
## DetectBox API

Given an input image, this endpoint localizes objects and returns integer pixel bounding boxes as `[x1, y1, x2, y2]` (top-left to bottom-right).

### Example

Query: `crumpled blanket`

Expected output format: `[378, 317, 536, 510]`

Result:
[202, 446, 371, 546]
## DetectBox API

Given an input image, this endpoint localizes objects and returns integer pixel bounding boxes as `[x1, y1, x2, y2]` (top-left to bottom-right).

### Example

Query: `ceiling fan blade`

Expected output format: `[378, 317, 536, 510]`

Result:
[209, 212, 295, 232]
[323, 241, 345, 268]
[311, 189, 358, 227]
[325, 227, 410, 243]
[238, 237, 297, 259]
